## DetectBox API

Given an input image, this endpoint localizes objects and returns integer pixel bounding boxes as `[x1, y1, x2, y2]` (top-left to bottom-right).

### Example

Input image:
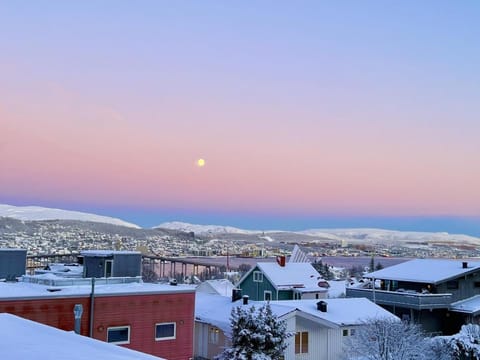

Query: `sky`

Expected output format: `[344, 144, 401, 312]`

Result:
[1, 1, 479, 234]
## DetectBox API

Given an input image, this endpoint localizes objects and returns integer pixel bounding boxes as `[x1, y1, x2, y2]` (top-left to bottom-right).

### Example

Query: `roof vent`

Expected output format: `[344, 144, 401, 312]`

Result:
[169, 279, 178, 286]
[463, 262, 468, 269]
[242, 295, 249, 305]
[276, 255, 286, 267]
[47, 288, 62, 292]
[317, 300, 327, 312]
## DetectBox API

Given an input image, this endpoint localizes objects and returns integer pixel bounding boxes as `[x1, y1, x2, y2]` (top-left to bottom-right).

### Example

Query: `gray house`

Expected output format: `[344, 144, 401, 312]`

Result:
[0, 249, 26, 280]
[80, 250, 142, 278]
[346, 259, 480, 334]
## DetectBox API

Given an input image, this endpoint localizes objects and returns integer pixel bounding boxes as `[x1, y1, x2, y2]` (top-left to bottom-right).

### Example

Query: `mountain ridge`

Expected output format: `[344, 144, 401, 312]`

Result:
[0, 204, 140, 229]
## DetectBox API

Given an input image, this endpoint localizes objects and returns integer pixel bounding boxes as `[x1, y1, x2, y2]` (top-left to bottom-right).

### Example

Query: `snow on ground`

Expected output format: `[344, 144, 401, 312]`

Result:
[0, 204, 140, 228]
[327, 280, 347, 298]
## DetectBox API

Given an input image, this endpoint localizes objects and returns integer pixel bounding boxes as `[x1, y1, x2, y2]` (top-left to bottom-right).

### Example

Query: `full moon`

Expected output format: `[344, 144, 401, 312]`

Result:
[196, 158, 206, 167]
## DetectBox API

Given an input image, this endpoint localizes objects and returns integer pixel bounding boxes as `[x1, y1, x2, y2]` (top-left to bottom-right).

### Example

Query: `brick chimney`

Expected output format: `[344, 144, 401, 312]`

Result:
[276, 255, 286, 267]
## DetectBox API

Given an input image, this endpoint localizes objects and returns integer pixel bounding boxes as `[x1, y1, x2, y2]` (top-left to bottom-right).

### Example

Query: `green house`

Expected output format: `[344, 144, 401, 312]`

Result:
[236, 259, 327, 301]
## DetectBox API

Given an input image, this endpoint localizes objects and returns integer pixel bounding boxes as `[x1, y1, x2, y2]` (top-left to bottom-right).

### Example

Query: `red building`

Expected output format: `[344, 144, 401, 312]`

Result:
[0, 252, 195, 360]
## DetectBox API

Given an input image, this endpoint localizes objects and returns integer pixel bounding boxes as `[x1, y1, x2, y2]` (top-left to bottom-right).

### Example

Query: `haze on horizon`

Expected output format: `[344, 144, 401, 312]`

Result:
[1, 2, 479, 234]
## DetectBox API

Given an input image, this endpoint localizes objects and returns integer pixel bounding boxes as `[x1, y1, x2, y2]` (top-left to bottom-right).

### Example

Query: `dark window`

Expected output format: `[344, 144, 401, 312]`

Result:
[447, 280, 459, 289]
[107, 326, 130, 344]
[253, 271, 263, 282]
[105, 260, 113, 278]
[474, 282, 480, 288]
[343, 329, 349, 336]
[264, 291, 272, 301]
[155, 322, 176, 340]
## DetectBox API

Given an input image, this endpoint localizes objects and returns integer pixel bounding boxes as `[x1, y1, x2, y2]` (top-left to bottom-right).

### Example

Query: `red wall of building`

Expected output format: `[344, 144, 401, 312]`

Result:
[0, 291, 195, 360]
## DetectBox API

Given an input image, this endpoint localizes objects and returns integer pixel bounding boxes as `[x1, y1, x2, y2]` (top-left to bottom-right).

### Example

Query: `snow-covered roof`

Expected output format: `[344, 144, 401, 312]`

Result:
[81, 250, 141, 256]
[365, 259, 480, 284]
[273, 298, 399, 327]
[0, 313, 164, 360]
[194, 292, 295, 336]
[196, 279, 236, 297]
[195, 293, 397, 335]
[249, 262, 323, 289]
[451, 295, 480, 315]
[0, 278, 194, 300]
[289, 245, 310, 263]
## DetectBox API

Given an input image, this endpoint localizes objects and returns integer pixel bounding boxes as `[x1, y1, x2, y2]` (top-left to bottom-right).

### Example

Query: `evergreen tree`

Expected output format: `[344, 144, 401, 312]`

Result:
[216, 303, 291, 360]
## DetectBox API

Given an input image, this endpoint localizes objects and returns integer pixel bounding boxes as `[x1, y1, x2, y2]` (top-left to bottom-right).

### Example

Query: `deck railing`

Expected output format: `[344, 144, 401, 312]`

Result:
[346, 287, 452, 310]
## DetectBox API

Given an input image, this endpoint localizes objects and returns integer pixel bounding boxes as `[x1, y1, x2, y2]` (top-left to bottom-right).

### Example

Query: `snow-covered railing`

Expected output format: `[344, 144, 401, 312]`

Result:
[346, 287, 452, 310]
[21, 275, 142, 287]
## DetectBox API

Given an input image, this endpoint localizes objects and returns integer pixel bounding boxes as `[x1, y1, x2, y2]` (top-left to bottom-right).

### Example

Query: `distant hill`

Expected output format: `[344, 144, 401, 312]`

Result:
[154, 221, 258, 235]
[155, 221, 480, 245]
[0, 204, 140, 229]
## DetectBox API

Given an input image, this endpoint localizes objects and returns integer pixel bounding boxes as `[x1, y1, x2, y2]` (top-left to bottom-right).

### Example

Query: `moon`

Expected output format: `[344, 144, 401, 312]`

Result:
[196, 158, 206, 167]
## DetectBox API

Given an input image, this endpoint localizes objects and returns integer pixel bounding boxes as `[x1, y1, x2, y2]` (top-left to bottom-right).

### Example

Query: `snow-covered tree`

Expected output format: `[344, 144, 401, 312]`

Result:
[216, 303, 291, 360]
[430, 324, 480, 359]
[344, 318, 429, 360]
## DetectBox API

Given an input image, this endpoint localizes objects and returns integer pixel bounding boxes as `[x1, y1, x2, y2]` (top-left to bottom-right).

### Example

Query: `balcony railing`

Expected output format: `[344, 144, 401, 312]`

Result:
[346, 287, 452, 310]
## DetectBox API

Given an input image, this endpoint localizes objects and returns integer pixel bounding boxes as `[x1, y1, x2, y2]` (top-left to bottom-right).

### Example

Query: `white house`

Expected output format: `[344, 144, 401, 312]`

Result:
[194, 292, 398, 360]
[196, 279, 236, 297]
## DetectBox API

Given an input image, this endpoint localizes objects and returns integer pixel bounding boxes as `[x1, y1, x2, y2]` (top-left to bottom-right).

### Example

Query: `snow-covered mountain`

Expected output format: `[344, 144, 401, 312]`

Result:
[0, 204, 140, 229]
[300, 228, 480, 244]
[154, 221, 480, 244]
[154, 221, 258, 235]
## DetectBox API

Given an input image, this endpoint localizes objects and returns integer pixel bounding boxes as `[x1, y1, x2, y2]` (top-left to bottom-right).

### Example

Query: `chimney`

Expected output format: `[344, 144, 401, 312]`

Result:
[317, 300, 327, 312]
[242, 295, 249, 305]
[276, 255, 286, 267]
[169, 279, 178, 286]
[463, 262, 468, 269]
[232, 288, 242, 302]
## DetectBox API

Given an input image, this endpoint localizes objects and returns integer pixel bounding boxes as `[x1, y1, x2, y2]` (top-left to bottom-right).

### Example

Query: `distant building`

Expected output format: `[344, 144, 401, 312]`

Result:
[236, 257, 328, 301]
[347, 259, 480, 334]
[0, 250, 195, 360]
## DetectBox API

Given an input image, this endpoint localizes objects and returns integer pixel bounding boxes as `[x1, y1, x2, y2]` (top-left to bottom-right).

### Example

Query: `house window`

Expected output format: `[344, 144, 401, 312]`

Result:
[107, 326, 130, 344]
[447, 280, 459, 290]
[295, 331, 308, 354]
[209, 327, 219, 344]
[253, 271, 263, 282]
[105, 260, 113, 278]
[155, 322, 176, 341]
[350, 328, 356, 336]
[343, 329, 349, 336]
[264, 291, 272, 301]
[474, 281, 480, 288]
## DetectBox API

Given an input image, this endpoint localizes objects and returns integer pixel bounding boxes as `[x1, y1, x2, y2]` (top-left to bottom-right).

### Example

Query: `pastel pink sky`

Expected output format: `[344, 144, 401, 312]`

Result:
[1, 2, 479, 228]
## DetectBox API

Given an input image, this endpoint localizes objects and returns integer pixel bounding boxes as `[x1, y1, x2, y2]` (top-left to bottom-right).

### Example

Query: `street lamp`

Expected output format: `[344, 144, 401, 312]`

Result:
[73, 304, 83, 334]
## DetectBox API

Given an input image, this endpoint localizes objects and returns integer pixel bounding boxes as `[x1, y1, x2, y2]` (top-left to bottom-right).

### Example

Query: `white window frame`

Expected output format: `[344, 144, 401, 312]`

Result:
[253, 271, 263, 282]
[295, 331, 308, 354]
[107, 325, 130, 345]
[155, 322, 176, 341]
[264, 290, 272, 301]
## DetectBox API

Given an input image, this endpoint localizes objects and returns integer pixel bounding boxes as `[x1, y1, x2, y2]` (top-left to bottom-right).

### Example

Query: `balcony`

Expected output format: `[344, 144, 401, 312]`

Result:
[346, 287, 452, 310]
